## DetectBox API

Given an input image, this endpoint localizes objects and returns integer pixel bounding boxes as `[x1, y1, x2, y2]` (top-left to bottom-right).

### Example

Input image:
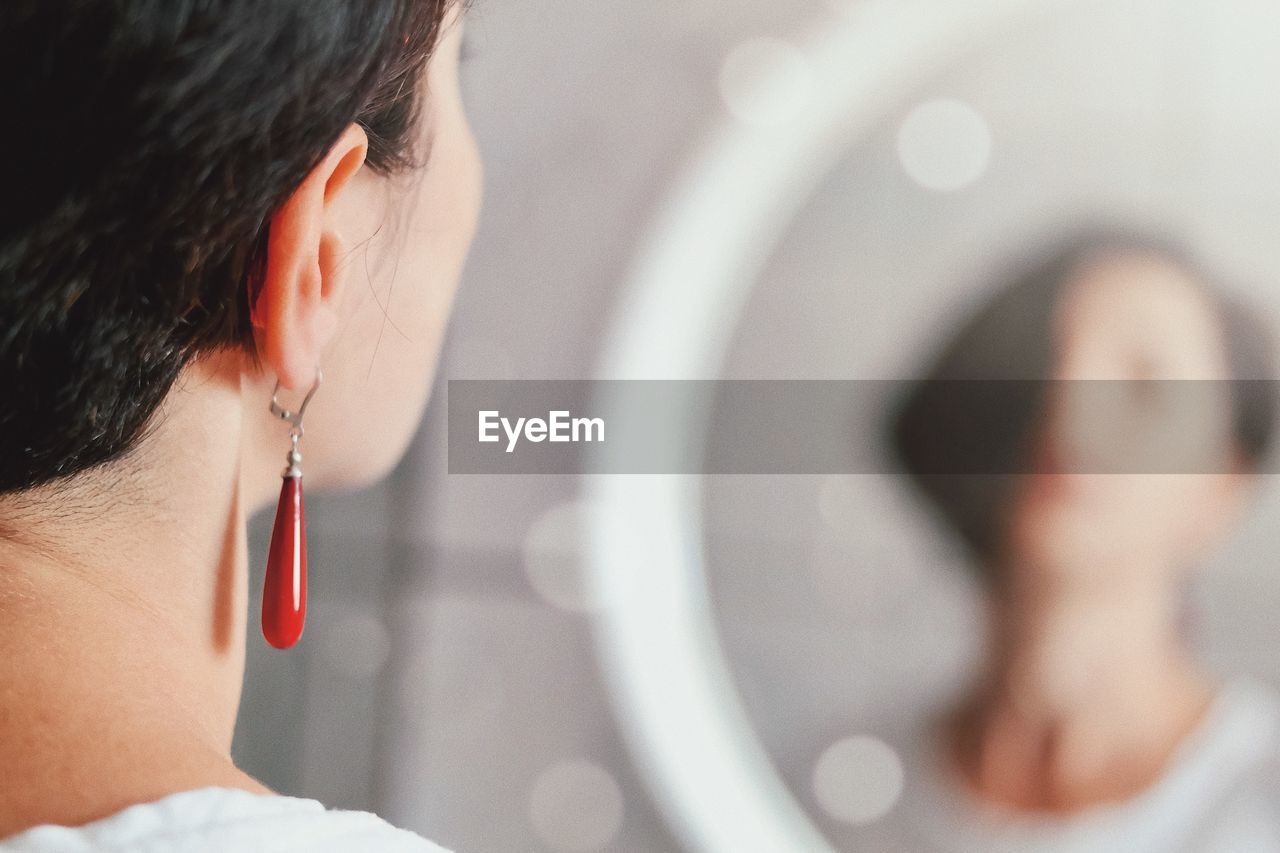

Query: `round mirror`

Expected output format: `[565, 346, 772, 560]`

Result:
[590, 0, 1280, 851]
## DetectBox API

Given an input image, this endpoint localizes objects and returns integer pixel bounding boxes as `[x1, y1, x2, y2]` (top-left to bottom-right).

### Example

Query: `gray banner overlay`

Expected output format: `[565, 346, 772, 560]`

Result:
[447, 380, 1277, 475]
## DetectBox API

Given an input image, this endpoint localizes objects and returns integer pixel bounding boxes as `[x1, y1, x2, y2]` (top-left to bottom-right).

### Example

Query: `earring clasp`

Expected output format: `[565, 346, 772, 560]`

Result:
[269, 369, 322, 437]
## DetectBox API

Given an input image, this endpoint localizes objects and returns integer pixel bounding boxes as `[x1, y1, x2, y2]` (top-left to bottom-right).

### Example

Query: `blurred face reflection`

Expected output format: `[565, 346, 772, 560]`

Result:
[1007, 250, 1243, 587]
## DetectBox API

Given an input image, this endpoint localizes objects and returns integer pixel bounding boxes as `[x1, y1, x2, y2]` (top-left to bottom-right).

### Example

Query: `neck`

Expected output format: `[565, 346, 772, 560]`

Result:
[0, 356, 271, 836]
[950, 563, 1214, 813]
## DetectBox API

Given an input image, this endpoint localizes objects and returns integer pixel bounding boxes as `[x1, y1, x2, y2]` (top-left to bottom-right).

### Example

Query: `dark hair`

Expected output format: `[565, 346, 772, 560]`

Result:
[0, 0, 453, 494]
[890, 230, 1276, 574]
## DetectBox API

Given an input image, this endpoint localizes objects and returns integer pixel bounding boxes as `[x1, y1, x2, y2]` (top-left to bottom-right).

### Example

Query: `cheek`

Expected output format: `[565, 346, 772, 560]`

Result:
[383, 82, 483, 356]
[302, 23, 482, 491]
[383, 112, 482, 411]
[413, 85, 484, 271]
[308, 124, 481, 488]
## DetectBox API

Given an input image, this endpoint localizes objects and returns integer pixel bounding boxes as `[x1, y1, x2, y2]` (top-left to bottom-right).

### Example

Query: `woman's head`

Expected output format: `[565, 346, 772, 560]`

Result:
[0, 0, 480, 498]
[891, 231, 1275, 587]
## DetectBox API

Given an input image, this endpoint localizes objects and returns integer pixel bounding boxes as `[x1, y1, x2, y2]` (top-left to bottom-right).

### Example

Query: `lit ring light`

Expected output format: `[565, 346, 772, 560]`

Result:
[587, 1, 1072, 850]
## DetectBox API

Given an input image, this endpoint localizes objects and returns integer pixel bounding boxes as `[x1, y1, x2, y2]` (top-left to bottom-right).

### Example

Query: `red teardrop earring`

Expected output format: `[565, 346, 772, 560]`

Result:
[262, 370, 321, 649]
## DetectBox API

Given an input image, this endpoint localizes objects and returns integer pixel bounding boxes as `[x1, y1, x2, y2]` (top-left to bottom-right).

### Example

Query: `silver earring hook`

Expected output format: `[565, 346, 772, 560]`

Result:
[270, 368, 322, 438]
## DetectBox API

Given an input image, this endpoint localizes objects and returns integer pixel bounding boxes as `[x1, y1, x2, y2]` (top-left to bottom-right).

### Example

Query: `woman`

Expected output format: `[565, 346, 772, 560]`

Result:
[0, 1, 479, 850]
[889, 232, 1280, 852]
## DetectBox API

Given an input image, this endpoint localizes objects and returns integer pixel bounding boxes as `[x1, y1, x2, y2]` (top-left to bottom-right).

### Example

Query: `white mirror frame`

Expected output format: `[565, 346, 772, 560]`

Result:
[587, 1, 1073, 851]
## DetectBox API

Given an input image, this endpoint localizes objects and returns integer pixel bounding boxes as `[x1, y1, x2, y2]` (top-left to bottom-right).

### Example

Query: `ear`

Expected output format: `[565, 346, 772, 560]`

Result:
[251, 124, 369, 390]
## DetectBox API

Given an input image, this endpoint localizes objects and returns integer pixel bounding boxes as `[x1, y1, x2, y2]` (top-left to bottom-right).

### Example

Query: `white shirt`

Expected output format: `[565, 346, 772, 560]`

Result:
[892, 679, 1280, 853]
[0, 788, 449, 853]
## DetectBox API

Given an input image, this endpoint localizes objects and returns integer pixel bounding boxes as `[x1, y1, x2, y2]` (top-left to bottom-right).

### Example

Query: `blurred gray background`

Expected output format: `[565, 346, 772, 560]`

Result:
[234, 0, 1280, 851]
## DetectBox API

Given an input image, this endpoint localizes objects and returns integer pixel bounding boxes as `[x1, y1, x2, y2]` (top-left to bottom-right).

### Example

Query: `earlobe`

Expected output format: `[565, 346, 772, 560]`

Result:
[251, 124, 369, 391]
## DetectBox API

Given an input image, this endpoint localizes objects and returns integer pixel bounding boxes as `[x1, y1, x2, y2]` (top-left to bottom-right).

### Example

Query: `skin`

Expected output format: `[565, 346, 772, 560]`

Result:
[0, 10, 480, 837]
[948, 251, 1249, 814]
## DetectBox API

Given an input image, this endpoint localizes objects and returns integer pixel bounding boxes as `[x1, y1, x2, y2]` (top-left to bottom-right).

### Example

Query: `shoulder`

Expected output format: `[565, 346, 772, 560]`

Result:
[0, 788, 450, 853]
